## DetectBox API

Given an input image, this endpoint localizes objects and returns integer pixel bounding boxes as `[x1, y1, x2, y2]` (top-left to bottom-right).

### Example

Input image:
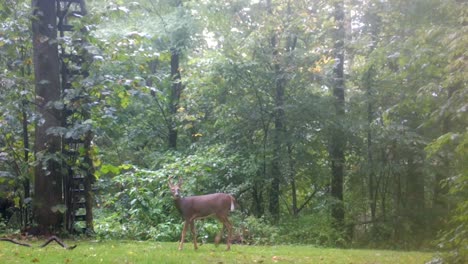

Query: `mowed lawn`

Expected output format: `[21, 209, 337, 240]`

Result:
[0, 240, 434, 264]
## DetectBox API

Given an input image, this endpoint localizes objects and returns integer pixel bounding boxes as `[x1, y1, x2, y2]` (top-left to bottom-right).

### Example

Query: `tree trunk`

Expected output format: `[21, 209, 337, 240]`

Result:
[168, 47, 182, 150]
[265, 0, 285, 222]
[393, 160, 402, 242]
[32, 0, 64, 233]
[364, 53, 378, 229]
[269, 72, 285, 221]
[364, 4, 380, 230]
[330, 0, 346, 229]
[20, 43, 31, 206]
[252, 181, 264, 218]
[22, 105, 30, 199]
[406, 156, 426, 242]
[287, 143, 299, 216]
[291, 173, 298, 216]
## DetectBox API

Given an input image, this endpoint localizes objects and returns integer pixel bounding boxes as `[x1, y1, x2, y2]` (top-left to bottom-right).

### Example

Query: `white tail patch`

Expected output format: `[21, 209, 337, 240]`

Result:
[230, 197, 235, 211]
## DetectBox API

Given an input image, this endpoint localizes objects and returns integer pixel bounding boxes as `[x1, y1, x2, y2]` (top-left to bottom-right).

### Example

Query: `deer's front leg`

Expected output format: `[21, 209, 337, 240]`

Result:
[190, 220, 198, 250]
[179, 221, 189, 250]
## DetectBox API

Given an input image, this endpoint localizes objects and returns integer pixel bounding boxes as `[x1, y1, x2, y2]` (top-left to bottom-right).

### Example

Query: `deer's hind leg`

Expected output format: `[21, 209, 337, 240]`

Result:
[214, 223, 224, 247]
[218, 215, 233, 251]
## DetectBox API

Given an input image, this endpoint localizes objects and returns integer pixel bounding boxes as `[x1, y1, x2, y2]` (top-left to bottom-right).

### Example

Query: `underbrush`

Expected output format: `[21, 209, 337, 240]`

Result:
[93, 165, 345, 246]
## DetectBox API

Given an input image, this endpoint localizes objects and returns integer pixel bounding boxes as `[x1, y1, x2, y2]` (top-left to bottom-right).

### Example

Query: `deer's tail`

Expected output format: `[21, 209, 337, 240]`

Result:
[230, 195, 236, 212]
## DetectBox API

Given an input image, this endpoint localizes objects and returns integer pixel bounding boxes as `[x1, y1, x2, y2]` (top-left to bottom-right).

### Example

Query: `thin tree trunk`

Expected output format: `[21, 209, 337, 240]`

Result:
[291, 174, 298, 216]
[168, 48, 182, 150]
[365, 66, 377, 223]
[21, 46, 31, 200]
[406, 156, 425, 242]
[266, 0, 285, 223]
[20, 44, 31, 227]
[364, 4, 381, 228]
[364, 65, 378, 229]
[32, 0, 64, 233]
[269, 71, 285, 222]
[330, 0, 346, 229]
[252, 181, 264, 218]
[287, 143, 298, 216]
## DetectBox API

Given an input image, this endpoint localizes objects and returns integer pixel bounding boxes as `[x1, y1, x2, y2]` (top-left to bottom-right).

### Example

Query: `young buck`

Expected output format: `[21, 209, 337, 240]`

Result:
[168, 176, 236, 250]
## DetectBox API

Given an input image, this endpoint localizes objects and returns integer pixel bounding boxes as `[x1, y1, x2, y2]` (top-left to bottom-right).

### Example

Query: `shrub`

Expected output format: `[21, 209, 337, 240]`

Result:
[237, 215, 279, 245]
[94, 167, 178, 240]
[277, 214, 345, 246]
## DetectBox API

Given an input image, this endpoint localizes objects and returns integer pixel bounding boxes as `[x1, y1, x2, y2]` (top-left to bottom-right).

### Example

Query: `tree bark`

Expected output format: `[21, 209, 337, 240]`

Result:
[32, 0, 64, 233]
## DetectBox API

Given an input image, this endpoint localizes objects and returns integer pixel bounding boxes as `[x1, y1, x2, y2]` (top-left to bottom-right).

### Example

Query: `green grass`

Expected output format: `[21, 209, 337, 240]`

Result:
[0, 240, 434, 264]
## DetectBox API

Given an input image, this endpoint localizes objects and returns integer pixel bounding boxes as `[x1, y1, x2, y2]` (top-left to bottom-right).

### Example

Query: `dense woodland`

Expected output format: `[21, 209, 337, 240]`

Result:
[0, 0, 466, 262]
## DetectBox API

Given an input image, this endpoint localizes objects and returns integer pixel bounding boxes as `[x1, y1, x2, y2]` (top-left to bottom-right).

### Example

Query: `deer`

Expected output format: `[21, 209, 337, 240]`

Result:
[168, 176, 236, 251]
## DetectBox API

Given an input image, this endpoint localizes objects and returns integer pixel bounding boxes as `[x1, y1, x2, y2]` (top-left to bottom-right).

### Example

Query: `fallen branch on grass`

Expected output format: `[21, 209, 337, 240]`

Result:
[0, 236, 77, 250]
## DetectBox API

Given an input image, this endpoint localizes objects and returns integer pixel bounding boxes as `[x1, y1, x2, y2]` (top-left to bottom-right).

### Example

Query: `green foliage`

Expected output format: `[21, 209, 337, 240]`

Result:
[234, 211, 347, 247]
[94, 166, 176, 240]
[344, 0, 468, 250]
[240, 216, 279, 245]
[0, 0, 33, 208]
[277, 214, 345, 247]
[431, 133, 468, 263]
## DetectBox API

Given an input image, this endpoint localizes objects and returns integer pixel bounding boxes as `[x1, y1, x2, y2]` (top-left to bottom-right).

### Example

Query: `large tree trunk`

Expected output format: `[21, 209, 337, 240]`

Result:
[330, 0, 346, 229]
[32, 0, 64, 233]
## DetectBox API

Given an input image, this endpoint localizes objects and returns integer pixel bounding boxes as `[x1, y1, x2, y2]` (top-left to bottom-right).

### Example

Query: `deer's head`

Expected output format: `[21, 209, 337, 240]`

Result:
[168, 176, 183, 199]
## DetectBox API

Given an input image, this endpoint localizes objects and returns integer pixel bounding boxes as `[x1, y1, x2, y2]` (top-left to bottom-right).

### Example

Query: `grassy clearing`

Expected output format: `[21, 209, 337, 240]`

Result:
[0, 240, 434, 264]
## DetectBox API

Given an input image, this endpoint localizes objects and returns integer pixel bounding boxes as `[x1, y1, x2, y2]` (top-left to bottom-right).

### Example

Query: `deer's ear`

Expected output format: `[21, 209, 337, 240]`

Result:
[168, 176, 174, 187]
[178, 176, 183, 186]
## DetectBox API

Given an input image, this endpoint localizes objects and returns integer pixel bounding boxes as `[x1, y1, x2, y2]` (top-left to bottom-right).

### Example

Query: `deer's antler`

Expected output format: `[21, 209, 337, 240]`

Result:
[168, 175, 174, 186]
[177, 175, 183, 186]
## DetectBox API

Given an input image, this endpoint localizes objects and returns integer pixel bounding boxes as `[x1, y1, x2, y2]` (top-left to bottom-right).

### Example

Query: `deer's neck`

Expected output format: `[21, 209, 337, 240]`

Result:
[173, 197, 184, 214]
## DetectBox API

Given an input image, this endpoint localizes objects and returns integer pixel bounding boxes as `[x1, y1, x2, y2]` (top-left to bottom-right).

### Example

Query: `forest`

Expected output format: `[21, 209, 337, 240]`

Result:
[0, 0, 466, 263]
